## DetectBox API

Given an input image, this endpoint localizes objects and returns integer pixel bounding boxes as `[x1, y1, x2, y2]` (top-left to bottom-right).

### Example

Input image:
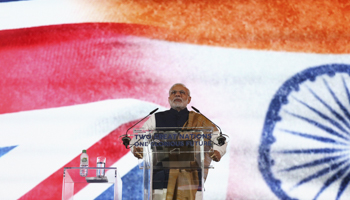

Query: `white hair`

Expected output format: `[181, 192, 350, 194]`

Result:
[169, 83, 191, 96]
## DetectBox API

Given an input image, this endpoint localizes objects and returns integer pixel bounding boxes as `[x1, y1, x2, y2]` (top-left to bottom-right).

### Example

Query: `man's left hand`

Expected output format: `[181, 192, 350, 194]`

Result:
[210, 150, 221, 162]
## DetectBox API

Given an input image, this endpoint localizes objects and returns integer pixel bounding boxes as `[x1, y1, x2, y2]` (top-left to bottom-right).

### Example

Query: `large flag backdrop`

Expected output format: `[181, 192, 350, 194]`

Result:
[1, 0, 350, 200]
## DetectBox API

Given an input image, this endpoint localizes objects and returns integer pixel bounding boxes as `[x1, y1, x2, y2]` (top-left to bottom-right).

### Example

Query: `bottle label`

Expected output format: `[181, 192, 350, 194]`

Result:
[82, 158, 87, 162]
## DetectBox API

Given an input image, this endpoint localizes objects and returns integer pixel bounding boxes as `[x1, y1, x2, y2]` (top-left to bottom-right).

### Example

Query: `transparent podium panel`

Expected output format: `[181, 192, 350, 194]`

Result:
[62, 167, 122, 200]
[132, 127, 216, 200]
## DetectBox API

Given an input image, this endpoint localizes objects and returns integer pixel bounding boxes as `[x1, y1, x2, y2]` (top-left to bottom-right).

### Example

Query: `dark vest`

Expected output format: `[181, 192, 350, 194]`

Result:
[153, 108, 190, 190]
[155, 108, 189, 128]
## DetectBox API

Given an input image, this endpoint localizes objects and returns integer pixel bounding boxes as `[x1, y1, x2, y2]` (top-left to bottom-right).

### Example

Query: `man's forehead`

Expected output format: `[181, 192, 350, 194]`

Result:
[170, 85, 188, 92]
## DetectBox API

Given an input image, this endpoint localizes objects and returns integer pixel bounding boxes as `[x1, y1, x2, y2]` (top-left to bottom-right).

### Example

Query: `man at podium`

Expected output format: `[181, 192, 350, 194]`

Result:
[131, 83, 227, 200]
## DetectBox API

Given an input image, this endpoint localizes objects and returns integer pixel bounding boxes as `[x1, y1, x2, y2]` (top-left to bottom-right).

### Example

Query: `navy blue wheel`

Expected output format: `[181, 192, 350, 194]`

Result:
[259, 64, 350, 200]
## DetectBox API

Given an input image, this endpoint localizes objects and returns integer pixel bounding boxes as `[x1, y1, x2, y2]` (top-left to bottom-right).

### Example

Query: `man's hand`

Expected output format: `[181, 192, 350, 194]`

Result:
[133, 147, 143, 159]
[209, 150, 221, 162]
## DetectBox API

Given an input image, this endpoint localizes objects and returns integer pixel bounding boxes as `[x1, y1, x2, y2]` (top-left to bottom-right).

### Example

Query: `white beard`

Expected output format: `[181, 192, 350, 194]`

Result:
[169, 97, 188, 110]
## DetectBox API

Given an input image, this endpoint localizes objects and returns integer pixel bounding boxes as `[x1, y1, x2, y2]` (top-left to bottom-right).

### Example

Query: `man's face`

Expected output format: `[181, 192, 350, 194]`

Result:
[168, 85, 191, 111]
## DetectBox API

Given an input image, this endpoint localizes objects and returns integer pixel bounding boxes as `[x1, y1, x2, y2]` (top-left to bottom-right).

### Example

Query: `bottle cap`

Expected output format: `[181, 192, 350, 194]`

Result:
[82, 150, 87, 153]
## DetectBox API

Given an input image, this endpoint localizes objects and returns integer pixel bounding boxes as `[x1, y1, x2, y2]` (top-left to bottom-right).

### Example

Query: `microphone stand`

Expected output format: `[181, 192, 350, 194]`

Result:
[191, 106, 227, 146]
[121, 108, 159, 149]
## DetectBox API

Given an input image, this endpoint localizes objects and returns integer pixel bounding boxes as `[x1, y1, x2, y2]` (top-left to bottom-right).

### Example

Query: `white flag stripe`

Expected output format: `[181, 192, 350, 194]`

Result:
[0, 99, 162, 199]
[0, 0, 89, 30]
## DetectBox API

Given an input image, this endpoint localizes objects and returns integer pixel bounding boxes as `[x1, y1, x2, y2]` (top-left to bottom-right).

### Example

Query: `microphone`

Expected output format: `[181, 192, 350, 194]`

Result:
[191, 106, 226, 146]
[121, 108, 159, 149]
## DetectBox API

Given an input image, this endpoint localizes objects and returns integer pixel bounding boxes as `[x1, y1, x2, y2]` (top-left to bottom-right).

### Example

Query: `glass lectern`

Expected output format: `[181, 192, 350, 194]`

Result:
[62, 167, 122, 200]
[133, 127, 215, 200]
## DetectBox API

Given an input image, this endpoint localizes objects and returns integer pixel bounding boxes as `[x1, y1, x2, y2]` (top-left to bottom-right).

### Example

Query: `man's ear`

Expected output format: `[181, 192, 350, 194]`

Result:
[187, 96, 191, 104]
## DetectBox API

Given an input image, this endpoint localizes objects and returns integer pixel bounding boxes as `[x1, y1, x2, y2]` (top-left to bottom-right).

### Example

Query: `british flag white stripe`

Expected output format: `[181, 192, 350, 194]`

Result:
[0, 99, 161, 199]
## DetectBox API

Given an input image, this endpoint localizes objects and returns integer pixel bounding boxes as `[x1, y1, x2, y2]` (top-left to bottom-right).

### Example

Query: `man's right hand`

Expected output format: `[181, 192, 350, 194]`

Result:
[133, 147, 143, 159]
[209, 150, 221, 162]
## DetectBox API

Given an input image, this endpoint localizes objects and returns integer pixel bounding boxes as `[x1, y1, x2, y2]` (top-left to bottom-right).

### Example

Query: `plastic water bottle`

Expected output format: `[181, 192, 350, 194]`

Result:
[80, 150, 89, 177]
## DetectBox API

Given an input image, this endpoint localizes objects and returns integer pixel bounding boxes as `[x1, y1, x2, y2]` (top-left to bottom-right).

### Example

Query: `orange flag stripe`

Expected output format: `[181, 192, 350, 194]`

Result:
[78, 0, 350, 54]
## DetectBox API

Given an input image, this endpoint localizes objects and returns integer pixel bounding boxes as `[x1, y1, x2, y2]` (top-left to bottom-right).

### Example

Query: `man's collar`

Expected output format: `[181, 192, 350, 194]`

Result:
[170, 107, 189, 115]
